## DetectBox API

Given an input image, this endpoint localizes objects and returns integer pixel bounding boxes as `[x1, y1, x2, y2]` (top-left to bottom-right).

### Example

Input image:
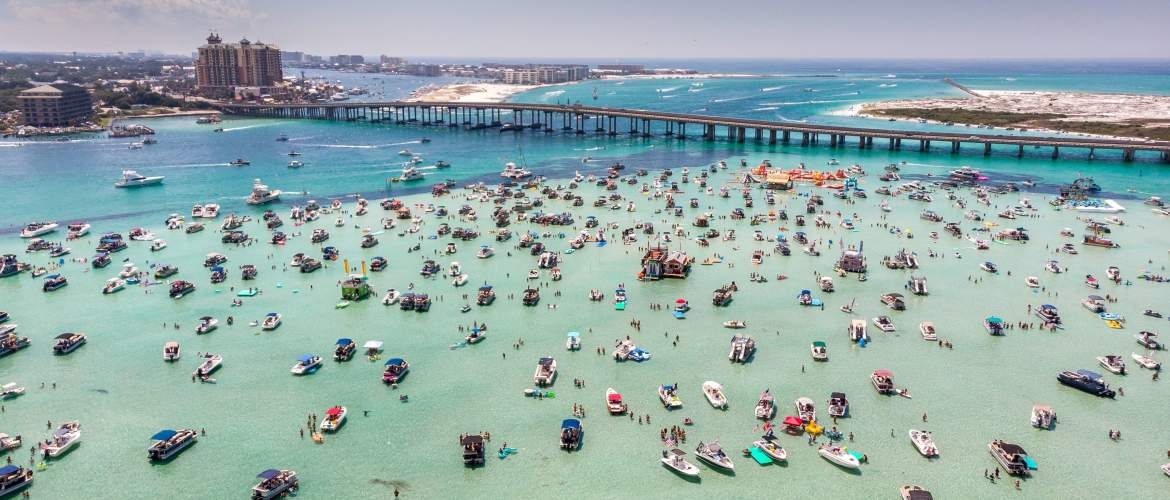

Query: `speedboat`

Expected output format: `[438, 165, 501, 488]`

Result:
[192, 353, 222, 378]
[533, 357, 556, 386]
[752, 436, 787, 462]
[661, 448, 700, 477]
[465, 327, 486, 344]
[988, 440, 1035, 476]
[162, 341, 181, 362]
[381, 289, 401, 306]
[873, 316, 896, 333]
[1135, 331, 1161, 350]
[476, 246, 494, 259]
[1031, 404, 1056, 430]
[605, 388, 628, 414]
[1025, 276, 1040, 288]
[694, 440, 734, 470]
[194, 316, 218, 335]
[261, 313, 281, 331]
[66, 223, 90, 239]
[0, 464, 33, 497]
[919, 321, 937, 341]
[0, 433, 22, 452]
[246, 179, 282, 205]
[722, 320, 747, 329]
[147, 428, 197, 461]
[980, 261, 998, 273]
[909, 429, 939, 457]
[828, 392, 849, 418]
[1057, 369, 1115, 398]
[564, 331, 580, 350]
[319, 406, 347, 432]
[383, 358, 409, 384]
[1096, 354, 1126, 375]
[754, 390, 775, 419]
[810, 341, 828, 361]
[818, 444, 860, 470]
[114, 169, 164, 188]
[290, 355, 322, 375]
[102, 277, 125, 294]
[229, 158, 250, 166]
[52, 333, 86, 355]
[20, 222, 58, 238]
[169, 280, 195, 299]
[559, 419, 583, 451]
[1132, 352, 1161, 370]
[251, 469, 298, 500]
[0, 382, 25, 400]
[658, 384, 682, 408]
[41, 421, 81, 458]
[795, 397, 816, 423]
[900, 485, 934, 500]
[149, 239, 167, 252]
[701, 381, 727, 409]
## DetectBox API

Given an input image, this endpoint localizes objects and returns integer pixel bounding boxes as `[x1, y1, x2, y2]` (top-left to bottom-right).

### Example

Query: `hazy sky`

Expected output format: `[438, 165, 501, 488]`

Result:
[1, 0, 1168, 59]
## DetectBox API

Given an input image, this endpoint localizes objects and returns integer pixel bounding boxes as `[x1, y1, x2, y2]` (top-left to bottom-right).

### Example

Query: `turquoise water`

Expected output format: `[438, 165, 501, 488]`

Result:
[1, 65, 1169, 499]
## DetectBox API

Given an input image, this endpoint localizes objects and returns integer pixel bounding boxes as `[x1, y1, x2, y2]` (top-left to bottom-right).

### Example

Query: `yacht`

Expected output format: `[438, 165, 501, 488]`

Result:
[1057, 369, 1116, 398]
[66, 223, 90, 239]
[694, 440, 734, 470]
[41, 421, 81, 458]
[533, 357, 556, 386]
[251, 469, 298, 500]
[0, 464, 33, 497]
[753, 390, 775, 419]
[382, 358, 409, 384]
[909, 429, 939, 457]
[1030, 404, 1056, 430]
[162, 341, 181, 362]
[290, 355, 322, 375]
[701, 381, 728, 409]
[201, 204, 220, 219]
[246, 179, 282, 205]
[988, 440, 1035, 476]
[827, 392, 849, 418]
[114, 170, 164, 188]
[660, 449, 700, 477]
[319, 406, 347, 432]
[605, 388, 628, 415]
[147, 428, 197, 461]
[396, 166, 425, 182]
[52, 333, 86, 354]
[500, 162, 533, 180]
[818, 444, 860, 470]
[20, 222, 58, 238]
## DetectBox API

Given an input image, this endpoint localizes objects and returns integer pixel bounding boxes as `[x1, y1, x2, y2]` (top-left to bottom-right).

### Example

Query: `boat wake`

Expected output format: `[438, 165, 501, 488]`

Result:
[709, 95, 754, 103]
[751, 106, 780, 112]
[760, 86, 786, 92]
[657, 86, 680, 93]
[543, 90, 566, 97]
[153, 162, 239, 169]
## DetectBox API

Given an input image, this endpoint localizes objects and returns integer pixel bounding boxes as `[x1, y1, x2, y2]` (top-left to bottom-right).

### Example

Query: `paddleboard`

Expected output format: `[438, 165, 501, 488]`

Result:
[672, 310, 685, 319]
[749, 447, 774, 465]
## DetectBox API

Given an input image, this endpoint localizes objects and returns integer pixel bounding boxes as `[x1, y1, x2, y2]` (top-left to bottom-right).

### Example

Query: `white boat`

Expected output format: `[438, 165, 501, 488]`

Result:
[722, 320, 747, 329]
[1025, 276, 1041, 288]
[147, 428, 197, 461]
[162, 341, 181, 362]
[701, 381, 727, 409]
[827, 392, 849, 418]
[193, 353, 222, 377]
[476, 246, 494, 259]
[66, 223, 90, 239]
[658, 384, 682, 408]
[261, 313, 282, 331]
[0, 382, 24, 400]
[290, 355, 322, 375]
[694, 440, 734, 470]
[818, 444, 860, 469]
[500, 162, 533, 180]
[1132, 352, 1161, 370]
[114, 170, 164, 188]
[287, 160, 304, 168]
[396, 166, 424, 182]
[382, 289, 401, 305]
[1162, 463, 1170, 478]
[20, 222, 58, 238]
[452, 273, 469, 287]
[795, 397, 816, 423]
[565, 332, 581, 351]
[810, 341, 829, 361]
[150, 239, 167, 252]
[849, 319, 869, 342]
[0, 433, 23, 452]
[1030, 404, 1056, 430]
[246, 179, 282, 205]
[754, 390, 775, 419]
[872, 316, 896, 333]
[319, 406, 347, 432]
[661, 448, 700, 477]
[752, 438, 787, 461]
[41, 421, 81, 458]
[1097, 354, 1127, 375]
[102, 277, 125, 294]
[909, 429, 939, 457]
[201, 204, 220, 218]
[919, 321, 937, 341]
[605, 388, 627, 415]
[195, 316, 218, 334]
[251, 469, 298, 500]
[534, 357, 556, 386]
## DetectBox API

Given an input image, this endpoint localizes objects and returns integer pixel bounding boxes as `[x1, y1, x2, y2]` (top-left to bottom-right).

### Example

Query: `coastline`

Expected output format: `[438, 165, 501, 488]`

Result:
[404, 82, 557, 103]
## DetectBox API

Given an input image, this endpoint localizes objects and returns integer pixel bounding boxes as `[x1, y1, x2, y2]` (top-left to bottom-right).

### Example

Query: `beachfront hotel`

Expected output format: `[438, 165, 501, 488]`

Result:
[17, 83, 93, 127]
[195, 33, 283, 96]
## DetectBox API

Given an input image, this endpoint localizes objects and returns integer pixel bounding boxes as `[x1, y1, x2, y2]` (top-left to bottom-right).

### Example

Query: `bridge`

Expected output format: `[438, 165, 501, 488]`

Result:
[218, 101, 1170, 163]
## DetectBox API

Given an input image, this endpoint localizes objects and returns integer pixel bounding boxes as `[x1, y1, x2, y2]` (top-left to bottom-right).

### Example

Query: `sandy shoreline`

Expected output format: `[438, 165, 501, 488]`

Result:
[404, 82, 554, 103]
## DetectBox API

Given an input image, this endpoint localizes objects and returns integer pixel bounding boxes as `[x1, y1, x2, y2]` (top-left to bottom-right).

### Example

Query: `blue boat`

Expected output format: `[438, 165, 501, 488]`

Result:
[383, 358, 409, 384]
[628, 348, 652, 362]
[333, 338, 355, 361]
[560, 418, 583, 451]
[147, 428, 198, 461]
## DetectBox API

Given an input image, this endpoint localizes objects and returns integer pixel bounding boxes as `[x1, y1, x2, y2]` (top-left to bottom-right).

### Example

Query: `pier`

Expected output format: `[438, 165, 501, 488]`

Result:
[219, 101, 1170, 163]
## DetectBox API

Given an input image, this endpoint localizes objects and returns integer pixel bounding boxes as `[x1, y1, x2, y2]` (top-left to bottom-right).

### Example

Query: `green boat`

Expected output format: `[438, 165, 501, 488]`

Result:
[341, 274, 372, 301]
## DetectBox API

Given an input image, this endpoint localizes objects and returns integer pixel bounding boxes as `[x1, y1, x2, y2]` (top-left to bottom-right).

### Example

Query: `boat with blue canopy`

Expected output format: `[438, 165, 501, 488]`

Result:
[148, 428, 197, 461]
[560, 418, 583, 451]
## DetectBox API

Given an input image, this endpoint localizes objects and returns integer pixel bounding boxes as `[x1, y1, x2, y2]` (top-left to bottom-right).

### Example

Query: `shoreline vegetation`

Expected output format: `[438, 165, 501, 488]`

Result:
[849, 90, 1170, 142]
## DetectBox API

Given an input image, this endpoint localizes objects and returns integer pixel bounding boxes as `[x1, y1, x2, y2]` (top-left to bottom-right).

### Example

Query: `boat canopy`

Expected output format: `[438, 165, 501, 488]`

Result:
[44, 274, 60, 280]
[813, 341, 826, 347]
[830, 392, 846, 399]
[675, 298, 688, 304]
[199, 316, 214, 321]
[257, 469, 282, 479]
[1087, 295, 1105, 301]
[478, 285, 492, 291]
[325, 406, 343, 416]
[783, 415, 803, 427]
[336, 338, 354, 346]
[986, 316, 1003, 324]
[461, 434, 483, 446]
[151, 429, 178, 441]
[561, 418, 581, 430]
[363, 340, 384, 350]
[886, 293, 904, 298]
[164, 341, 178, 348]
[297, 355, 316, 363]
[873, 369, 894, 378]
[538, 357, 554, 366]
[266, 312, 279, 317]
[668, 448, 686, 457]
[54, 333, 75, 339]
[1040, 304, 1057, 310]
[385, 358, 405, 366]
[607, 392, 622, 403]
[211, 266, 224, 272]
[566, 332, 580, 338]
[800, 289, 811, 295]
[705, 441, 723, 453]
[0, 465, 19, 475]
[1075, 369, 1103, 379]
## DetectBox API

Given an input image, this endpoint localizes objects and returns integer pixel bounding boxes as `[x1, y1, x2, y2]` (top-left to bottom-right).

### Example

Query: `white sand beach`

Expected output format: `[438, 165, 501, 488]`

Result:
[405, 82, 546, 103]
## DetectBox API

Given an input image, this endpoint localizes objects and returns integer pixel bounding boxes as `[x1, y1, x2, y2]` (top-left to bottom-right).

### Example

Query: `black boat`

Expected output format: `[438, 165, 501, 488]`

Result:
[1057, 369, 1116, 398]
